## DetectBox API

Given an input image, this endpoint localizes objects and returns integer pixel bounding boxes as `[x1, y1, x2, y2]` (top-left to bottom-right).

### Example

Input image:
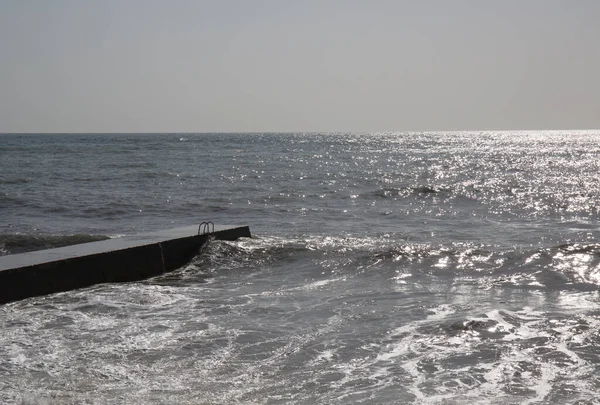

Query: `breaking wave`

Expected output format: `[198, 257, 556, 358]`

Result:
[138, 235, 600, 298]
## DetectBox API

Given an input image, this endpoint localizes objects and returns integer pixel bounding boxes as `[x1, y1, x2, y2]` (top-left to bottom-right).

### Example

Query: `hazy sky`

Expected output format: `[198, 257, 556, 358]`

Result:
[1, 0, 599, 133]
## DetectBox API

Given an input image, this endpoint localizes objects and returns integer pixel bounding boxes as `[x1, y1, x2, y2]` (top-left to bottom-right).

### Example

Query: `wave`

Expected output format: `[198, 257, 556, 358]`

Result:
[151, 235, 310, 285]
[0, 234, 111, 255]
[362, 185, 484, 204]
[0, 193, 27, 207]
[161, 236, 600, 292]
[0, 178, 30, 185]
[360, 183, 599, 220]
[370, 185, 446, 199]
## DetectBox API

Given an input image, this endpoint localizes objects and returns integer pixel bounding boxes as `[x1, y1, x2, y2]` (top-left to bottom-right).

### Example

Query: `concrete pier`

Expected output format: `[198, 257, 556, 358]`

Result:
[0, 225, 251, 305]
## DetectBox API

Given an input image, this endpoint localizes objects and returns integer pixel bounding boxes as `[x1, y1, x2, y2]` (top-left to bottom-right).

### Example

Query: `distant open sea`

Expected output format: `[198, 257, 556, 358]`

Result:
[2, 131, 600, 404]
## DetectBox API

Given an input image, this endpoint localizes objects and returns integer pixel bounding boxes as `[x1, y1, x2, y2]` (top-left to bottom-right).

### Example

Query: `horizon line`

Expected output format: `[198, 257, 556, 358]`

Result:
[1, 128, 599, 135]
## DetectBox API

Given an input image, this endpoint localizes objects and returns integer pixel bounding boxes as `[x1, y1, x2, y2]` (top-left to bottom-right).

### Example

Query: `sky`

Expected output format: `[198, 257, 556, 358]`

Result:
[1, 0, 599, 133]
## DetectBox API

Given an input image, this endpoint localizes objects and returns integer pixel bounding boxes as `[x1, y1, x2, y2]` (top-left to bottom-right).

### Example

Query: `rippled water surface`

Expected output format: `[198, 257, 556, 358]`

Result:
[2, 132, 600, 404]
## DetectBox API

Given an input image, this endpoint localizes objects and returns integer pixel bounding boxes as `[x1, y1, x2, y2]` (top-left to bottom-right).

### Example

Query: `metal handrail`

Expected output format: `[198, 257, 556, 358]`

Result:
[198, 221, 215, 235]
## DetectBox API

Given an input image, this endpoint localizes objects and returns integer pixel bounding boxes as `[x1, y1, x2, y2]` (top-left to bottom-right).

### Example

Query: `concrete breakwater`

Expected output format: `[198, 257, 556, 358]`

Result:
[0, 225, 251, 305]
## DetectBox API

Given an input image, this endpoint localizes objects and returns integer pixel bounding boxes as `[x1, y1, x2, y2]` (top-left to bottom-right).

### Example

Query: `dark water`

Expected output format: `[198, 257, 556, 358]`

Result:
[1, 132, 600, 404]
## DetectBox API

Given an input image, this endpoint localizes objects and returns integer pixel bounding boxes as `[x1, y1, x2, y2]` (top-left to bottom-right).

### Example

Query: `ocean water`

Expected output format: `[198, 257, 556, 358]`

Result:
[1, 131, 600, 404]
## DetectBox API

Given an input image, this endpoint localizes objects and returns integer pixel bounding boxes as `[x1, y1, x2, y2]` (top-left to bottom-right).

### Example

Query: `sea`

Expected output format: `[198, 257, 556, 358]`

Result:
[1, 131, 600, 404]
